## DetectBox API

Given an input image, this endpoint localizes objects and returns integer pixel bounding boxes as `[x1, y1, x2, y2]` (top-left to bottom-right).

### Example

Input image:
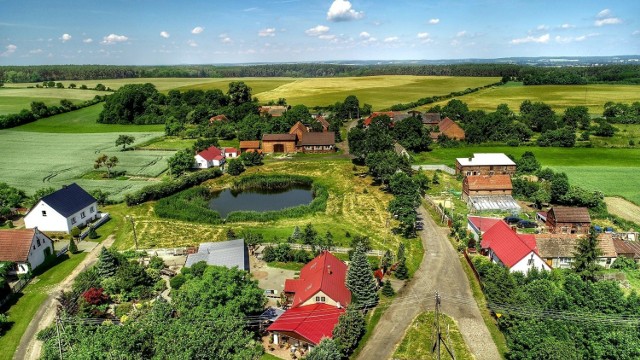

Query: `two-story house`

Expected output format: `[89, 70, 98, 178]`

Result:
[24, 183, 98, 233]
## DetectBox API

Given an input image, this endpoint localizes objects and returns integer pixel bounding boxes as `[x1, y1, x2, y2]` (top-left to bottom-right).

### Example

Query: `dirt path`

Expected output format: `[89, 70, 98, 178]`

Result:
[357, 206, 500, 360]
[14, 236, 116, 360]
[605, 197, 640, 226]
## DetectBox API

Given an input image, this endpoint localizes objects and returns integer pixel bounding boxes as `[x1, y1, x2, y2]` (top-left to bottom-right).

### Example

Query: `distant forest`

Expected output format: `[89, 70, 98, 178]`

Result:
[1, 63, 639, 85]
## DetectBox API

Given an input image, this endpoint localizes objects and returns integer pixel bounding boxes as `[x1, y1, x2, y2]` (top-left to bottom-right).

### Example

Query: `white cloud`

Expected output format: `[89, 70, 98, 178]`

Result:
[29, 48, 43, 54]
[327, 0, 364, 22]
[0, 44, 17, 57]
[187, 40, 198, 47]
[595, 17, 622, 26]
[359, 31, 370, 38]
[536, 24, 549, 31]
[633, 30, 640, 36]
[101, 34, 128, 45]
[191, 26, 204, 34]
[319, 34, 336, 40]
[555, 36, 573, 44]
[60, 33, 72, 42]
[160, 31, 170, 38]
[428, 18, 440, 25]
[306, 25, 330, 36]
[220, 34, 232, 44]
[383, 36, 399, 43]
[456, 30, 467, 37]
[83, 38, 93, 43]
[510, 33, 550, 44]
[243, 7, 258, 12]
[560, 23, 575, 29]
[417, 32, 430, 39]
[258, 28, 276, 37]
[595, 9, 622, 26]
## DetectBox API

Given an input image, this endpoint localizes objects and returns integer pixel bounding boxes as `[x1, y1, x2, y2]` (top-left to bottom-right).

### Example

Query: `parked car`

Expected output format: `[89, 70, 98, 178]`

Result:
[504, 216, 521, 225]
[264, 289, 279, 298]
[517, 220, 537, 229]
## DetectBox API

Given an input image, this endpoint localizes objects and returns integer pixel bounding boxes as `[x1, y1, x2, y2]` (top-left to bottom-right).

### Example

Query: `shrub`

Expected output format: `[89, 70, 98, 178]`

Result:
[155, 187, 222, 224]
[381, 279, 395, 297]
[148, 256, 165, 270]
[227, 159, 245, 176]
[611, 256, 638, 270]
[114, 302, 133, 318]
[82, 288, 109, 305]
[68, 238, 78, 254]
[125, 168, 222, 206]
[87, 226, 98, 239]
[153, 279, 167, 292]
[170, 274, 186, 290]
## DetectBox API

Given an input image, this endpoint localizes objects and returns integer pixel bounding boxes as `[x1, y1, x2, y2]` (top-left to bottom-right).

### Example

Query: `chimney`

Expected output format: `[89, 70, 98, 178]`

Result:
[327, 265, 332, 274]
[336, 302, 341, 309]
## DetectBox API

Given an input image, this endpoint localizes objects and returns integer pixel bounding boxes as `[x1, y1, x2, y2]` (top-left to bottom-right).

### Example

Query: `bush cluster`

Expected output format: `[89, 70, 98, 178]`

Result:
[155, 187, 222, 224]
[125, 168, 222, 205]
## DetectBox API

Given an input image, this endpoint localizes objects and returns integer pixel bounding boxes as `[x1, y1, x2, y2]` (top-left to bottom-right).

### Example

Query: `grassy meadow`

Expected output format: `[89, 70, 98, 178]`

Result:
[412, 146, 640, 204]
[425, 82, 640, 114]
[0, 86, 105, 115]
[0, 130, 172, 200]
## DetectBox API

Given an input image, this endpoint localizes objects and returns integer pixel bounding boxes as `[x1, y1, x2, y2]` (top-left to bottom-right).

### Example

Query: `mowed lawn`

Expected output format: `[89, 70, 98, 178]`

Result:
[0, 252, 87, 360]
[12, 103, 164, 133]
[412, 146, 640, 204]
[426, 82, 640, 114]
[0, 86, 105, 115]
[255, 76, 501, 110]
[0, 130, 172, 200]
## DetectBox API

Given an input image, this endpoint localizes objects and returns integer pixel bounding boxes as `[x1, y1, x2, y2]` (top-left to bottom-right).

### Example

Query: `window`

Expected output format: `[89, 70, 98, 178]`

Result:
[81, 211, 85, 219]
[315, 296, 326, 303]
[71, 217, 76, 225]
[560, 258, 571, 264]
[36, 239, 41, 247]
[42, 210, 47, 217]
[33, 245, 36, 250]
[489, 171, 495, 175]
[90, 206, 94, 213]
[527, 258, 534, 266]
[606, 258, 612, 264]
[561, 226, 568, 234]
[466, 171, 472, 176]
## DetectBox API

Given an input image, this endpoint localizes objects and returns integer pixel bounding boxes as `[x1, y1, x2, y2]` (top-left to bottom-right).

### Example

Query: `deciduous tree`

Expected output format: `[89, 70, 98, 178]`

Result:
[115, 135, 135, 151]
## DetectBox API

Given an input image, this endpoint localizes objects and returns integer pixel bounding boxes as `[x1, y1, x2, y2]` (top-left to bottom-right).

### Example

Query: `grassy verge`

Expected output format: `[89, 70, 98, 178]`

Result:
[0, 252, 87, 360]
[459, 254, 508, 358]
[393, 311, 473, 360]
[266, 262, 305, 271]
[260, 353, 282, 360]
[351, 300, 391, 359]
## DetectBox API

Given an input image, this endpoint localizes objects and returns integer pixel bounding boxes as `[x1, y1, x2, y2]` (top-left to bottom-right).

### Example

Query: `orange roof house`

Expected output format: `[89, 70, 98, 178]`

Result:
[430, 117, 465, 141]
[462, 175, 513, 200]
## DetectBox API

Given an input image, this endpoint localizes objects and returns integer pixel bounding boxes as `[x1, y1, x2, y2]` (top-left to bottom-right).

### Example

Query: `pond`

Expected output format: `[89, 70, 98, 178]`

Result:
[208, 186, 314, 218]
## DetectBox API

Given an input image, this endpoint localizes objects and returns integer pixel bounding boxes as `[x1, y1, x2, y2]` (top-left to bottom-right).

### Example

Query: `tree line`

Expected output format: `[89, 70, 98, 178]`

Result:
[2, 63, 638, 84]
[0, 96, 105, 130]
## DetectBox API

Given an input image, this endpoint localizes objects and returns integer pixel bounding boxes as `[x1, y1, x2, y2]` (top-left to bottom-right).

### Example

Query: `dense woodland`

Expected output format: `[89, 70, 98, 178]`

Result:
[1, 63, 639, 84]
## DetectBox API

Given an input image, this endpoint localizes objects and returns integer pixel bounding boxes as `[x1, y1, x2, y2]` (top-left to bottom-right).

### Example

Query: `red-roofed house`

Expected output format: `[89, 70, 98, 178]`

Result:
[429, 117, 466, 141]
[0, 228, 54, 274]
[223, 147, 238, 159]
[268, 251, 351, 349]
[194, 146, 225, 168]
[467, 216, 505, 242]
[363, 111, 411, 127]
[480, 221, 550, 273]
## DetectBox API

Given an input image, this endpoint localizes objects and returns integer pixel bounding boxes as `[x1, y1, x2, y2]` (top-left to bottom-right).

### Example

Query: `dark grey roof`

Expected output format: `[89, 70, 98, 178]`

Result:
[185, 239, 249, 271]
[39, 183, 96, 217]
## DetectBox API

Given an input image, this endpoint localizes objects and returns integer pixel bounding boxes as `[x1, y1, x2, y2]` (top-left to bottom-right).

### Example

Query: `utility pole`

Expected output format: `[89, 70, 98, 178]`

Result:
[127, 216, 138, 250]
[55, 315, 63, 360]
[432, 291, 455, 360]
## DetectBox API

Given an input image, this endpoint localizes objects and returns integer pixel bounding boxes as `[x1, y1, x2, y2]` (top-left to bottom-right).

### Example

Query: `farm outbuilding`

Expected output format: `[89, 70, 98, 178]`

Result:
[184, 239, 250, 272]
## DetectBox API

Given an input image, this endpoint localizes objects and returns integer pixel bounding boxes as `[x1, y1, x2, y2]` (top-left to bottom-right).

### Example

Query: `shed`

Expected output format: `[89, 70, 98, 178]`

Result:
[184, 239, 250, 271]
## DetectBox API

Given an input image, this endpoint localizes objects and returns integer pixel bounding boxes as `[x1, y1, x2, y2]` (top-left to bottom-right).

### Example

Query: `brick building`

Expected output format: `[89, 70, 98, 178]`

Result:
[455, 153, 517, 176]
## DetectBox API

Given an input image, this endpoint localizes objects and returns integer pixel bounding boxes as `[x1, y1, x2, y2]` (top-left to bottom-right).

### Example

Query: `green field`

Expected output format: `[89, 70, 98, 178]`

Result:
[0, 86, 105, 115]
[0, 130, 172, 200]
[426, 82, 640, 114]
[412, 146, 640, 204]
[11, 103, 164, 133]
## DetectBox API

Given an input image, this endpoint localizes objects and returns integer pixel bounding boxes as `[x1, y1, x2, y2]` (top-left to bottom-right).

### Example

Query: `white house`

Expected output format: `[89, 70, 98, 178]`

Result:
[24, 183, 98, 234]
[223, 147, 238, 159]
[0, 228, 54, 274]
[194, 146, 225, 168]
[467, 216, 504, 242]
[480, 221, 550, 274]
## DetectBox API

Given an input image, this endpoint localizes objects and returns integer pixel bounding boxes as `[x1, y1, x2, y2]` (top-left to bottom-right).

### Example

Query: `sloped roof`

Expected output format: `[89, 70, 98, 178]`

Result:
[363, 112, 400, 126]
[299, 132, 335, 146]
[196, 146, 224, 161]
[464, 175, 513, 191]
[422, 112, 441, 124]
[290, 251, 351, 308]
[37, 183, 96, 217]
[456, 153, 516, 167]
[209, 115, 228, 122]
[289, 121, 309, 136]
[436, 117, 466, 140]
[548, 207, 591, 223]
[239, 141, 260, 149]
[536, 233, 617, 258]
[480, 221, 538, 267]
[262, 134, 297, 142]
[184, 239, 249, 271]
[267, 304, 345, 345]
[0, 229, 36, 262]
[259, 106, 288, 117]
[468, 216, 504, 233]
[316, 116, 330, 128]
[614, 239, 640, 258]
[224, 147, 238, 154]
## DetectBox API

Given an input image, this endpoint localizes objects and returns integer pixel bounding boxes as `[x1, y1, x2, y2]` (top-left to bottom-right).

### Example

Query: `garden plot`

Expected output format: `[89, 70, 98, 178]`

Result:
[0, 130, 172, 200]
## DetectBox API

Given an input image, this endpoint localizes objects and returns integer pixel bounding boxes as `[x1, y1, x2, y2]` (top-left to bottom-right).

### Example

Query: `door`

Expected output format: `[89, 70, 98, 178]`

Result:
[274, 144, 285, 153]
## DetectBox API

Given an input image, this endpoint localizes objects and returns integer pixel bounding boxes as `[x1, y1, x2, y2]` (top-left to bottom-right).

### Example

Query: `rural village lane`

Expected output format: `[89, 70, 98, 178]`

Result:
[357, 206, 501, 360]
[14, 236, 116, 360]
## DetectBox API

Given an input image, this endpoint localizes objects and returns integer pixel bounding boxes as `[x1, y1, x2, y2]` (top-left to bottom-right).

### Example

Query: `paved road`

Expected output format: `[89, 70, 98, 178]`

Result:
[14, 236, 115, 360]
[357, 206, 501, 360]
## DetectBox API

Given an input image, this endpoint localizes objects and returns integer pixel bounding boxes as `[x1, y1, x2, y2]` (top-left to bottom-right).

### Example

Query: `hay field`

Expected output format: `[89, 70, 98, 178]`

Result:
[0, 130, 172, 200]
[426, 82, 640, 114]
[0, 86, 105, 115]
[605, 197, 640, 225]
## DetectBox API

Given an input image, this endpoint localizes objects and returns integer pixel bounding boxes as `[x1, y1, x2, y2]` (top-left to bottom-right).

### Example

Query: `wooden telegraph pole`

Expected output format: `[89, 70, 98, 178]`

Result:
[432, 292, 455, 360]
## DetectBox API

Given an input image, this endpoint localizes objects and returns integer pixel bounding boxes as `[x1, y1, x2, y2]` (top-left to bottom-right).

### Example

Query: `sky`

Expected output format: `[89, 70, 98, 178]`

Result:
[0, 0, 639, 65]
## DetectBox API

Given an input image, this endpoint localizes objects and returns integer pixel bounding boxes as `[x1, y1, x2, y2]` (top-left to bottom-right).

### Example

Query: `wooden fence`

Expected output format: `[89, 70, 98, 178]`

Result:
[411, 164, 456, 175]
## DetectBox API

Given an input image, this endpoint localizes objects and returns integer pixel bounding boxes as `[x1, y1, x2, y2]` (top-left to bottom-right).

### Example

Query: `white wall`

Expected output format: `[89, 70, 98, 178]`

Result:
[510, 252, 551, 273]
[194, 155, 210, 168]
[26, 231, 54, 271]
[25, 201, 97, 233]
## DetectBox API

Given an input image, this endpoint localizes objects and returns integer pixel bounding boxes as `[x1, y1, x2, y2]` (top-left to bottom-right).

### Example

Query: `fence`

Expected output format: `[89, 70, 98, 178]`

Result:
[79, 212, 111, 240]
[260, 243, 385, 257]
[411, 164, 456, 175]
[0, 278, 31, 308]
[424, 196, 452, 226]
[56, 244, 69, 257]
[463, 250, 482, 286]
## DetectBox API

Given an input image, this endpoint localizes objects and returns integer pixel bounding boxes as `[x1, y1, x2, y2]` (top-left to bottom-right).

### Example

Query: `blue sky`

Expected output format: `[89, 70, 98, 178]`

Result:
[1, 0, 638, 65]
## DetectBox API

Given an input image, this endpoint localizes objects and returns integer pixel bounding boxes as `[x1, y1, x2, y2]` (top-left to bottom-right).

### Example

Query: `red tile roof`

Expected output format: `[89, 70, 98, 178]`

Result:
[464, 175, 513, 191]
[480, 221, 538, 268]
[363, 112, 396, 127]
[262, 134, 297, 142]
[299, 132, 335, 146]
[548, 207, 591, 223]
[196, 146, 224, 161]
[267, 304, 345, 345]
[430, 117, 466, 140]
[0, 229, 35, 262]
[468, 216, 504, 233]
[290, 251, 351, 308]
[224, 147, 238, 155]
[209, 115, 228, 122]
[239, 141, 260, 149]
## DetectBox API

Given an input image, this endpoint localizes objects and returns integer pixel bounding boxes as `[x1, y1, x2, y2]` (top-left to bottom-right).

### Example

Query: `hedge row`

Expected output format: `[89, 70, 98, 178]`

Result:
[125, 168, 222, 206]
[231, 174, 314, 191]
[387, 81, 503, 111]
[0, 96, 104, 129]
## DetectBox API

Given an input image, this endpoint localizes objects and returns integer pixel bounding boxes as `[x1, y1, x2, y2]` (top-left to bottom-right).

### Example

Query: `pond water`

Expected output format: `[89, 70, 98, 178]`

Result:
[208, 187, 313, 218]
